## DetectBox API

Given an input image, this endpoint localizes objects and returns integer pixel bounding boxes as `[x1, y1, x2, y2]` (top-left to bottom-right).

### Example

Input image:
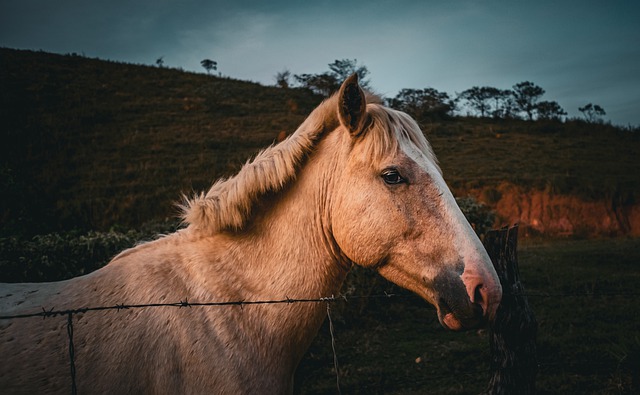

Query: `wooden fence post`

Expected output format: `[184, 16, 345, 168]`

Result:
[483, 225, 538, 395]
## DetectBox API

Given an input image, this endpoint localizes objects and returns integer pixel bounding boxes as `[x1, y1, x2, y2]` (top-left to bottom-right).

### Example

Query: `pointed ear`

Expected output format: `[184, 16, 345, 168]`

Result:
[338, 73, 369, 136]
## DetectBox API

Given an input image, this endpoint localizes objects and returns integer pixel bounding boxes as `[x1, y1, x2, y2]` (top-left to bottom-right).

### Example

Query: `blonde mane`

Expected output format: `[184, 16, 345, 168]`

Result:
[182, 92, 436, 233]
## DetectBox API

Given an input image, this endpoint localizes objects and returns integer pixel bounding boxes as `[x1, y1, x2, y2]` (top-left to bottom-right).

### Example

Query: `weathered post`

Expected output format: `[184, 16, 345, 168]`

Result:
[483, 225, 537, 395]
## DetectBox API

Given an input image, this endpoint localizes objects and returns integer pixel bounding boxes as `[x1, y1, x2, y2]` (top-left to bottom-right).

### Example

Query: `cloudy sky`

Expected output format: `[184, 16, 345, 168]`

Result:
[2, 0, 639, 125]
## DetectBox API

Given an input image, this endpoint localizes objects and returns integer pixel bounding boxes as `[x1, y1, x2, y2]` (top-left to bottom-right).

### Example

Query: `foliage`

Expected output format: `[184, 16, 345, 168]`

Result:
[293, 72, 339, 96]
[274, 69, 291, 88]
[457, 86, 501, 118]
[0, 220, 182, 283]
[387, 88, 453, 121]
[536, 100, 567, 121]
[294, 59, 370, 95]
[578, 103, 607, 123]
[455, 84, 567, 121]
[200, 59, 217, 74]
[0, 230, 137, 282]
[512, 81, 545, 120]
[455, 196, 496, 237]
[326, 59, 371, 90]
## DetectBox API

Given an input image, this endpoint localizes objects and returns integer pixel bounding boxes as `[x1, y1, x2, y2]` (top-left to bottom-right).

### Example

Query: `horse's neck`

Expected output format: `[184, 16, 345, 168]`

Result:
[202, 132, 349, 358]
[228, 138, 349, 300]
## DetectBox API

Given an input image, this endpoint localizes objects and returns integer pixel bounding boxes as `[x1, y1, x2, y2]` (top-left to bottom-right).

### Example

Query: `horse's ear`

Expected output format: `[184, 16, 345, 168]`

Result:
[338, 73, 368, 137]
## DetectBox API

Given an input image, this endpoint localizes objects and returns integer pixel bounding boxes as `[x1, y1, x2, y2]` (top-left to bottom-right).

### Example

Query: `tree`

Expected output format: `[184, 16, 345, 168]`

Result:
[512, 81, 545, 120]
[491, 89, 517, 119]
[457, 86, 500, 118]
[156, 56, 165, 68]
[327, 59, 371, 90]
[293, 73, 339, 96]
[578, 103, 606, 123]
[201, 59, 218, 74]
[294, 59, 371, 96]
[536, 101, 567, 121]
[388, 88, 453, 120]
[274, 69, 291, 88]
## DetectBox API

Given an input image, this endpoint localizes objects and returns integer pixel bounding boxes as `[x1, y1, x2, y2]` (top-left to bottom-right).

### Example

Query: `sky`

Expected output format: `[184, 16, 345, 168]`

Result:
[1, 0, 639, 126]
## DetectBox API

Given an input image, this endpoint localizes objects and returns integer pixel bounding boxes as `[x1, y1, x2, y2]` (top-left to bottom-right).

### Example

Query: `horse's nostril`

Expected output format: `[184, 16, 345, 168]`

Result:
[474, 283, 485, 306]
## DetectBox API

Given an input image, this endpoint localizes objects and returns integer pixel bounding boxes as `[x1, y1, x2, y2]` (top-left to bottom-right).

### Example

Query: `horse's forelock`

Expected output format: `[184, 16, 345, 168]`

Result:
[361, 105, 438, 170]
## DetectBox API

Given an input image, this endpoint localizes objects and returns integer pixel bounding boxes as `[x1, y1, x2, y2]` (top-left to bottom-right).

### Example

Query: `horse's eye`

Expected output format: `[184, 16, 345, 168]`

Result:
[381, 169, 405, 185]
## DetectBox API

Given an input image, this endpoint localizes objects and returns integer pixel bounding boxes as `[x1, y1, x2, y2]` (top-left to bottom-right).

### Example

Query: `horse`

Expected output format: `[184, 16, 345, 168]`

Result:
[0, 74, 502, 394]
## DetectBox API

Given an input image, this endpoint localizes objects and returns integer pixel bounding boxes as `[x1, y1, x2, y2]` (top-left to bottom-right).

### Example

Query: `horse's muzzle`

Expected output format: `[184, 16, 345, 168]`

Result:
[436, 296, 484, 331]
[433, 268, 500, 331]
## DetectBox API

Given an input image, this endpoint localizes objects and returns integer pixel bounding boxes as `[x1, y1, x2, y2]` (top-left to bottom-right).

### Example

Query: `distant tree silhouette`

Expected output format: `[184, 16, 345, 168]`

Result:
[201, 59, 217, 74]
[457, 86, 498, 117]
[536, 101, 567, 121]
[327, 59, 371, 90]
[293, 73, 339, 96]
[456, 87, 518, 119]
[275, 69, 291, 88]
[294, 59, 371, 96]
[156, 57, 165, 68]
[388, 88, 453, 120]
[578, 103, 606, 123]
[512, 81, 545, 120]
[493, 89, 517, 119]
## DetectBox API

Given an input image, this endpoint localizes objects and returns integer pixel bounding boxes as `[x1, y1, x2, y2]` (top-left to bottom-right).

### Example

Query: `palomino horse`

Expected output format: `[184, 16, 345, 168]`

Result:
[0, 75, 501, 394]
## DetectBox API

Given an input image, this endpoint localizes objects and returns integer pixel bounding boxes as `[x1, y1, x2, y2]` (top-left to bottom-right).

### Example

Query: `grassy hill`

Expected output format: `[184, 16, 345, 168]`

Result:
[1, 48, 639, 236]
[1, 48, 321, 235]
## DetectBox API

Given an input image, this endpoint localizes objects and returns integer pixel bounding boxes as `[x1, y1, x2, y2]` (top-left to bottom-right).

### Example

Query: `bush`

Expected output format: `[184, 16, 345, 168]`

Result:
[456, 196, 496, 238]
[0, 230, 138, 282]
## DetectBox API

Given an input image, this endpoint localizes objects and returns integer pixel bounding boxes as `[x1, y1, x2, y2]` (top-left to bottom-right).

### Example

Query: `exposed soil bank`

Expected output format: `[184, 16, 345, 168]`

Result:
[458, 183, 640, 237]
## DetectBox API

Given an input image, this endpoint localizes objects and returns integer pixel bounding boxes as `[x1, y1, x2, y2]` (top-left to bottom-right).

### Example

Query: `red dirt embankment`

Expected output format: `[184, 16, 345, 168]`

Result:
[459, 183, 640, 237]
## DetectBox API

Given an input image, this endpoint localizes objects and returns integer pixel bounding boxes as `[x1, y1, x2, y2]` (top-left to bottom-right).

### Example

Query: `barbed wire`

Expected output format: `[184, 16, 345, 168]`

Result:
[0, 292, 400, 321]
[1, 289, 638, 394]
[2, 289, 639, 321]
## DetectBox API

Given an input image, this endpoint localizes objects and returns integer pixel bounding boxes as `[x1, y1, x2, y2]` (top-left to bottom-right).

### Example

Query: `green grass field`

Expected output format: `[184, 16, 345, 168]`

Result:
[295, 238, 640, 394]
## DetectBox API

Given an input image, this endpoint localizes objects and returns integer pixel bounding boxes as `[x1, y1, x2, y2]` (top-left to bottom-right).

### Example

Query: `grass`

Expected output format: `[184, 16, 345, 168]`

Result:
[2, 48, 639, 237]
[424, 118, 640, 200]
[294, 237, 640, 394]
[2, 47, 640, 392]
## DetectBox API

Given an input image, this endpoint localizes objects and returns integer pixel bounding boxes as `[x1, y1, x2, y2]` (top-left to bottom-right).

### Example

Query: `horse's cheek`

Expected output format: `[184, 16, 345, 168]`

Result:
[333, 194, 402, 267]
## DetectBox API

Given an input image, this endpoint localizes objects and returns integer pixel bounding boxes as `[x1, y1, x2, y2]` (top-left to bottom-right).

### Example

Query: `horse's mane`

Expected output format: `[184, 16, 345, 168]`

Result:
[181, 92, 437, 233]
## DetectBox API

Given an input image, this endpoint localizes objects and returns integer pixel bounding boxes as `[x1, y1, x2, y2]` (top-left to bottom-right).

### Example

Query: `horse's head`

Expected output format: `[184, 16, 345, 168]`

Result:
[330, 75, 502, 330]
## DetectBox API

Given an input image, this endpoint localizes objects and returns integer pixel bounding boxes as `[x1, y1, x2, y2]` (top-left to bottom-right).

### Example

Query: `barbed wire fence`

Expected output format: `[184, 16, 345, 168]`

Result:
[1, 289, 635, 394]
[1, 225, 639, 394]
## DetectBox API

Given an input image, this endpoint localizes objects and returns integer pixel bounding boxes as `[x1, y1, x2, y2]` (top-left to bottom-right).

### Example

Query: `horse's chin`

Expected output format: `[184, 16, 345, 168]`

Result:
[436, 302, 485, 331]
[440, 312, 464, 331]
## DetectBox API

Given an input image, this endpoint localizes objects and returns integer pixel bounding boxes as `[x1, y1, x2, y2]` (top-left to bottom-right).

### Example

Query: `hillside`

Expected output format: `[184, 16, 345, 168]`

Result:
[1, 48, 639, 237]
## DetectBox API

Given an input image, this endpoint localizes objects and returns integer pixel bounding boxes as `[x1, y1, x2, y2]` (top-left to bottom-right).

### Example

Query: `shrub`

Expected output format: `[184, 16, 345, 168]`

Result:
[0, 230, 138, 282]
[456, 196, 496, 238]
